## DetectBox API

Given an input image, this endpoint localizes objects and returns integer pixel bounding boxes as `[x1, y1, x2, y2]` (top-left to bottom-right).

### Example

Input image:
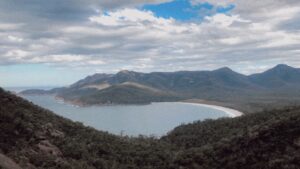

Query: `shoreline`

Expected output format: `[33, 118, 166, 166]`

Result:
[56, 95, 244, 117]
[180, 102, 243, 118]
[24, 94, 243, 117]
[54, 96, 152, 107]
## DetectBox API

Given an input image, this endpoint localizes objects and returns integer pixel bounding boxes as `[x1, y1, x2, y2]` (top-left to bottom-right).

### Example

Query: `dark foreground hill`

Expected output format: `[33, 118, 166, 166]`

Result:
[0, 88, 173, 169]
[20, 64, 300, 113]
[2, 88, 300, 169]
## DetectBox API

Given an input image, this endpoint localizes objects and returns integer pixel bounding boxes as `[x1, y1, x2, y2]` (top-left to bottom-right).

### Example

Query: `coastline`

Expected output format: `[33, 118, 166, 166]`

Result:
[180, 102, 243, 118]
[22, 93, 243, 117]
[54, 96, 84, 107]
[54, 95, 152, 107]
[53, 96, 244, 117]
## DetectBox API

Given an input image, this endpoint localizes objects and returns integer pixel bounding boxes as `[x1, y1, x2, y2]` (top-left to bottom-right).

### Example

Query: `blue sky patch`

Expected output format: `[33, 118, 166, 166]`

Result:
[217, 4, 235, 13]
[143, 0, 234, 21]
[143, 0, 213, 21]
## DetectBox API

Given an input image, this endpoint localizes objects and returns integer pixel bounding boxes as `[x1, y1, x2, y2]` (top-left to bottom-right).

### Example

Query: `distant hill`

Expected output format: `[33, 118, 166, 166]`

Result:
[19, 89, 49, 95]
[20, 64, 300, 112]
[249, 64, 300, 88]
[59, 82, 181, 105]
[1, 88, 300, 168]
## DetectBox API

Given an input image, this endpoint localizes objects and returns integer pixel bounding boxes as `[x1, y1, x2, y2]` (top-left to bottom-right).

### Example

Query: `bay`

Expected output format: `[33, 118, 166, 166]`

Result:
[23, 95, 229, 137]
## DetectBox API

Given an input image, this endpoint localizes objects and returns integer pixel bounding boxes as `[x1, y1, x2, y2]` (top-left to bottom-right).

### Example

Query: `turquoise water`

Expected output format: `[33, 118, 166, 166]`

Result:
[23, 95, 229, 136]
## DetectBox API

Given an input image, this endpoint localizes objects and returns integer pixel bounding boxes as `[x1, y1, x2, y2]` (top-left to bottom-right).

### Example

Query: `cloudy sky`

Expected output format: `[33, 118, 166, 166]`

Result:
[1, 0, 300, 87]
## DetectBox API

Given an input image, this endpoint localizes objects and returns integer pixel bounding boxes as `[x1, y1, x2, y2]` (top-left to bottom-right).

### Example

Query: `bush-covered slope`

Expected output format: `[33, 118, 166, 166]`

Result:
[1, 88, 300, 169]
[55, 82, 181, 105]
[0, 88, 173, 169]
[74, 83, 181, 105]
[164, 107, 300, 169]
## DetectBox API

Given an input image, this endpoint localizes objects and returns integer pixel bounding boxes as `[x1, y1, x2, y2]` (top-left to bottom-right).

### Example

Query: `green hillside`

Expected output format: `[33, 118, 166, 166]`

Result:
[164, 108, 300, 168]
[1, 88, 300, 169]
[56, 82, 181, 105]
[0, 88, 173, 169]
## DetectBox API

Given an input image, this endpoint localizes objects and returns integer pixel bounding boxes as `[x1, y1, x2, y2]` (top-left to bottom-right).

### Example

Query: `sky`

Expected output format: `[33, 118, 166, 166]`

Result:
[1, 0, 300, 87]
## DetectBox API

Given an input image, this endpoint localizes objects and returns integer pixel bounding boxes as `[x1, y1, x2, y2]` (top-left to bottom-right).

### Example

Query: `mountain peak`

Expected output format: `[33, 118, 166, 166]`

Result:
[219, 67, 232, 71]
[119, 70, 130, 74]
[116, 70, 142, 76]
[214, 67, 235, 73]
[117, 70, 137, 75]
[273, 64, 292, 70]
[249, 64, 300, 87]
[267, 64, 296, 74]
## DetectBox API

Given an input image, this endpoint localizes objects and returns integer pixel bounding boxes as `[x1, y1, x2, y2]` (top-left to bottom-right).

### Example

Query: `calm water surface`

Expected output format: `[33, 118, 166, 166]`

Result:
[23, 95, 229, 136]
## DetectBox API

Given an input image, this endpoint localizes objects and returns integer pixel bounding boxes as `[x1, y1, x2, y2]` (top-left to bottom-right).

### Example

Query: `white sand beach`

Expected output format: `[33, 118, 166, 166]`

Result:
[181, 102, 243, 118]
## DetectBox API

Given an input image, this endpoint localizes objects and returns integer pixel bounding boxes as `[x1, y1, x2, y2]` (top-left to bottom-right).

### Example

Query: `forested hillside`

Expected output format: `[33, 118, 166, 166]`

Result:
[0, 88, 173, 169]
[1, 88, 300, 169]
[164, 107, 300, 168]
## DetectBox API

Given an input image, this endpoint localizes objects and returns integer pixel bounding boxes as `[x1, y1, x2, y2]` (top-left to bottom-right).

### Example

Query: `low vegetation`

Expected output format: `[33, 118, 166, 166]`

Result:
[1, 88, 300, 169]
[56, 83, 181, 106]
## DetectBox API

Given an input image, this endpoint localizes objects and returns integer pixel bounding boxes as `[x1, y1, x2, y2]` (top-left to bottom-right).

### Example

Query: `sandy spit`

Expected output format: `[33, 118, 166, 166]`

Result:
[180, 102, 243, 118]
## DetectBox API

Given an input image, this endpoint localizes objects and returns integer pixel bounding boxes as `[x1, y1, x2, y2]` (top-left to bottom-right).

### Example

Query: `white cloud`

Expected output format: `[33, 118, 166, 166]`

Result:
[219, 37, 242, 45]
[0, 23, 23, 30]
[4, 49, 30, 59]
[89, 8, 160, 25]
[32, 54, 86, 63]
[86, 59, 106, 65]
[7, 35, 23, 42]
[0, 0, 300, 74]
[205, 13, 250, 27]
[23, 54, 107, 68]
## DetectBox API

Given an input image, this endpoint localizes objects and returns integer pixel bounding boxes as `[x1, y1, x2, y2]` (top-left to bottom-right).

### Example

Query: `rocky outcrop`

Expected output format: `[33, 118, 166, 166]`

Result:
[0, 153, 22, 169]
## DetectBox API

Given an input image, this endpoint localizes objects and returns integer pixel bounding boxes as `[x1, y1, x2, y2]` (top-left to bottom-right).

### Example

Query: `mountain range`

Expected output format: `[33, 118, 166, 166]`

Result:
[21, 64, 300, 113]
